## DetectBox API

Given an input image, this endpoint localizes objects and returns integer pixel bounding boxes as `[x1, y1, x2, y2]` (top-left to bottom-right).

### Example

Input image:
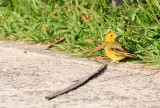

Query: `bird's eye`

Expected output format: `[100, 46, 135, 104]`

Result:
[110, 35, 113, 37]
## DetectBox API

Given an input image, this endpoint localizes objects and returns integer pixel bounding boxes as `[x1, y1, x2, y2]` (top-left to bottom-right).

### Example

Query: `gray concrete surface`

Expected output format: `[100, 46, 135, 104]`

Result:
[0, 41, 159, 108]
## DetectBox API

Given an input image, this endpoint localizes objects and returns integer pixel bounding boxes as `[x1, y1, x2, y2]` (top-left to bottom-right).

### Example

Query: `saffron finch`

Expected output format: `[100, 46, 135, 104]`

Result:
[105, 32, 137, 61]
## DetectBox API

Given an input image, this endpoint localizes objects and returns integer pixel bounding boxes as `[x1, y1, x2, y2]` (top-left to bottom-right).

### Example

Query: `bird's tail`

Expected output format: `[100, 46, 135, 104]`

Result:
[126, 53, 137, 58]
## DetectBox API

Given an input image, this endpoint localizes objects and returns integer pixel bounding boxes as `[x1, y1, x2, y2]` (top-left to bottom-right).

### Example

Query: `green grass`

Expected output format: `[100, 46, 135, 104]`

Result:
[0, 0, 160, 69]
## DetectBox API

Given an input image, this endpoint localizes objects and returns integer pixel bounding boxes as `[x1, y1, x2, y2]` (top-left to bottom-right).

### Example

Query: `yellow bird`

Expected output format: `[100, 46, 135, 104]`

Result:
[105, 32, 137, 61]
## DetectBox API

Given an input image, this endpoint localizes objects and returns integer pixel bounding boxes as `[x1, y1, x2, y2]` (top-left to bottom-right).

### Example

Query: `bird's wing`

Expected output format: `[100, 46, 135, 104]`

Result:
[109, 42, 127, 57]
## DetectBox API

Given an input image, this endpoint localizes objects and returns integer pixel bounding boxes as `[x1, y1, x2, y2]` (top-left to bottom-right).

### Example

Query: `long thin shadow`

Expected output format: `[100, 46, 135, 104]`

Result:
[45, 63, 108, 100]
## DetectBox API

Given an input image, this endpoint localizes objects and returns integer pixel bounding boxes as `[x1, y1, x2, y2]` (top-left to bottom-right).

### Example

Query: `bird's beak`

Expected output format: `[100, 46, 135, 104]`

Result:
[115, 34, 119, 37]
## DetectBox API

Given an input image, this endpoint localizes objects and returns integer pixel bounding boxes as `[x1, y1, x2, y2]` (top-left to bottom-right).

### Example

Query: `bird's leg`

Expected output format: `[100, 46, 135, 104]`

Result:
[109, 60, 119, 65]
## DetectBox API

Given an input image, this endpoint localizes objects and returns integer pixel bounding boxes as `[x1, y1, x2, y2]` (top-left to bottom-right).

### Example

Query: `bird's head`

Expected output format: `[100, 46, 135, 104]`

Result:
[105, 32, 119, 42]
